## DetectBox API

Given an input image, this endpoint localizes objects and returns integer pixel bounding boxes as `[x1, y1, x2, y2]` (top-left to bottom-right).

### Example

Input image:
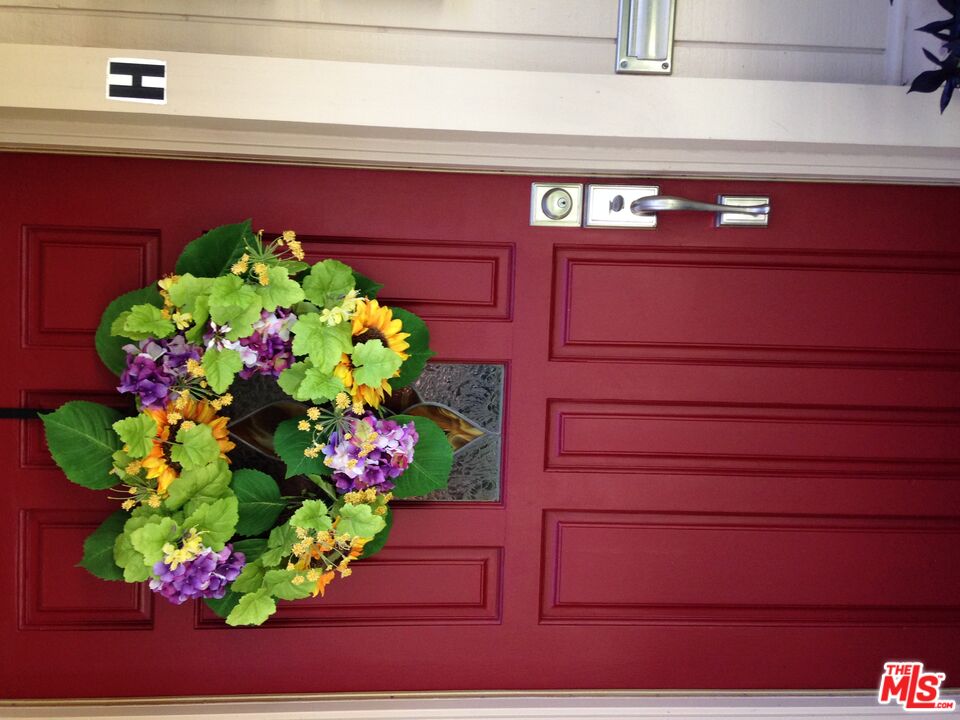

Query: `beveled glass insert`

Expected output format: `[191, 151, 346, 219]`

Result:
[410, 363, 504, 502]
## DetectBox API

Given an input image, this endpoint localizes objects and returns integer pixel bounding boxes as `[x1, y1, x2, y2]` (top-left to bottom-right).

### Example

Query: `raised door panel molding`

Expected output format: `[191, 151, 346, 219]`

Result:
[195, 546, 503, 628]
[22, 225, 159, 348]
[541, 510, 960, 625]
[300, 237, 514, 320]
[552, 246, 960, 369]
[545, 399, 960, 478]
[19, 510, 153, 630]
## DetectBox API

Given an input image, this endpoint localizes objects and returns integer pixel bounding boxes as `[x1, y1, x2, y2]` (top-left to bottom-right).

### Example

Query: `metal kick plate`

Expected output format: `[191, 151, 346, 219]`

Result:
[717, 195, 770, 227]
[584, 184, 659, 228]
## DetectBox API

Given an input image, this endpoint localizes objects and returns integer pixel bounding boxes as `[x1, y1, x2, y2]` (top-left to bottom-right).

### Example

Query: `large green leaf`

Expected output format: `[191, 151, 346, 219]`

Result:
[350, 339, 402, 388]
[299, 368, 346, 404]
[260, 522, 297, 567]
[78, 511, 128, 580]
[273, 417, 330, 479]
[289, 499, 332, 532]
[120, 303, 174, 340]
[166, 273, 214, 312]
[290, 315, 352, 371]
[129, 516, 179, 565]
[231, 559, 266, 593]
[114, 515, 151, 582]
[169, 423, 221, 470]
[112, 413, 157, 459]
[226, 588, 277, 626]
[389, 415, 453, 498]
[165, 459, 232, 511]
[183, 496, 239, 551]
[174, 220, 254, 278]
[337, 503, 385, 539]
[301, 259, 355, 309]
[233, 469, 285, 536]
[358, 506, 392, 558]
[232, 538, 268, 564]
[202, 346, 244, 394]
[256, 266, 305, 311]
[95, 286, 164, 375]
[41, 402, 124, 489]
[390, 307, 434, 389]
[276, 361, 310, 401]
[263, 569, 313, 601]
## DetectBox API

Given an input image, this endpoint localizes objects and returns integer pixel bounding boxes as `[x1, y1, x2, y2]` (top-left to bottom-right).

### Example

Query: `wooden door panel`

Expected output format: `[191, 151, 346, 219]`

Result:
[1, 153, 958, 697]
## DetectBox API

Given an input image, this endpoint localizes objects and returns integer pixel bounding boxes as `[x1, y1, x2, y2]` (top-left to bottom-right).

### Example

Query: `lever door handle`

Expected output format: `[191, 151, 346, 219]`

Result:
[631, 195, 770, 216]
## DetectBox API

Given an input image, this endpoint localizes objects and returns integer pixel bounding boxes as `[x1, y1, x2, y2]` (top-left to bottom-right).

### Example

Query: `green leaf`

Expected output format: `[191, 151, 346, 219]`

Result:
[233, 469, 285, 536]
[166, 273, 214, 313]
[263, 569, 313, 601]
[390, 307, 434, 389]
[359, 506, 392, 558]
[389, 415, 453, 498]
[352, 270, 383, 299]
[290, 315, 352, 371]
[112, 413, 157, 459]
[299, 368, 346, 403]
[129, 516, 179, 565]
[261, 522, 297, 566]
[232, 538, 268, 564]
[278, 259, 310, 276]
[301, 259, 355, 308]
[277, 361, 310, 401]
[289, 499, 332, 532]
[231, 559, 266, 593]
[202, 347, 244, 394]
[185, 294, 210, 344]
[95, 286, 164, 375]
[165, 459, 232, 511]
[273, 417, 330, 478]
[174, 220, 254, 278]
[306, 473, 337, 501]
[78, 511, 128, 580]
[204, 589, 242, 619]
[256, 265, 305, 312]
[113, 515, 151, 582]
[336, 503, 386, 539]
[226, 588, 277, 626]
[169, 423, 221, 470]
[208, 275, 263, 340]
[121, 303, 175, 339]
[183, 496, 239, 551]
[350, 339, 403, 388]
[41, 401, 123, 489]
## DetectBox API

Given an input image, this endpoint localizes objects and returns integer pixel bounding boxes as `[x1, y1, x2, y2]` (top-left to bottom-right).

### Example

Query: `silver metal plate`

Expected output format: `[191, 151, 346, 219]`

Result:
[584, 184, 659, 228]
[616, 0, 677, 74]
[717, 195, 770, 227]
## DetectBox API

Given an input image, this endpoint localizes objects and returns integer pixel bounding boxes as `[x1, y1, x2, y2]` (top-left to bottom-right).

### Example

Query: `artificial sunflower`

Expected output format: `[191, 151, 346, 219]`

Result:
[334, 299, 410, 407]
[141, 397, 236, 494]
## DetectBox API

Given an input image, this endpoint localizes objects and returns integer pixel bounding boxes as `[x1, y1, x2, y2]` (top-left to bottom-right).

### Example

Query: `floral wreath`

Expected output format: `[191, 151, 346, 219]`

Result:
[41, 221, 452, 626]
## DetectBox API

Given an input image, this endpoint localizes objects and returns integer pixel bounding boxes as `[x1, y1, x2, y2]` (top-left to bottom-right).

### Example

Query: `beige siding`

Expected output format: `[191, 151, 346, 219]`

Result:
[0, 0, 890, 83]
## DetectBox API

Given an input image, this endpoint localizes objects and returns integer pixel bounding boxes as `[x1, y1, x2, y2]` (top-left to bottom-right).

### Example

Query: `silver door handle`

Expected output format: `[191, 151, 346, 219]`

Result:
[631, 195, 770, 216]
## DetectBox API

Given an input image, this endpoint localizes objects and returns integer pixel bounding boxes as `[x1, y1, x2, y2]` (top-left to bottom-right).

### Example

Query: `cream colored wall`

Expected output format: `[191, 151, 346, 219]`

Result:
[0, 0, 890, 83]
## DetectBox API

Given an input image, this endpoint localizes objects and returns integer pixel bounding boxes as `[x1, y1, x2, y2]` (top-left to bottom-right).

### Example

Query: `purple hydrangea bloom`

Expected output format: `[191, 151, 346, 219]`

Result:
[322, 415, 418, 493]
[117, 334, 202, 409]
[237, 309, 297, 379]
[149, 545, 246, 605]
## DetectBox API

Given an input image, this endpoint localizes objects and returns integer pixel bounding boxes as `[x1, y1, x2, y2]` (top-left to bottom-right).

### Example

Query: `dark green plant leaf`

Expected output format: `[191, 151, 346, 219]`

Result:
[358, 506, 392, 559]
[389, 415, 453, 498]
[78, 510, 128, 580]
[390, 307, 434, 389]
[353, 270, 383, 299]
[95, 286, 163, 375]
[232, 538, 268, 564]
[233, 469, 285, 536]
[274, 417, 330, 478]
[41, 402, 124, 489]
[204, 589, 242, 619]
[174, 220, 254, 278]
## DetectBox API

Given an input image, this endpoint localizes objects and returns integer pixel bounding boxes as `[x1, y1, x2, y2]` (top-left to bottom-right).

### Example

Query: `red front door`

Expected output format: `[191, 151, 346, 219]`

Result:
[2, 153, 958, 698]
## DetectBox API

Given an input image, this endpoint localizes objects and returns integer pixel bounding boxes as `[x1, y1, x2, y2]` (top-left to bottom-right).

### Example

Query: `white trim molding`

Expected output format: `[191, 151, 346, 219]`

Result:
[0, 693, 936, 719]
[1, 43, 959, 183]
